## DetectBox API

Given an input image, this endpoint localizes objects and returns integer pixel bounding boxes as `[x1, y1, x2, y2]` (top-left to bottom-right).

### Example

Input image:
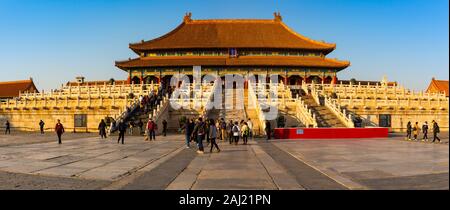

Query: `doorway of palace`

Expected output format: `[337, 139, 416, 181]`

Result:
[131, 76, 140, 85]
[144, 76, 159, 84]
[289, 75, 303, 86]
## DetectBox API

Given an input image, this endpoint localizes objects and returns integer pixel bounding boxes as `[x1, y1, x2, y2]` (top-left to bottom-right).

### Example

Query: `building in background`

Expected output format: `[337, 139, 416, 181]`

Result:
[0, 78, 38, 101]
[426, 77, 449, 97]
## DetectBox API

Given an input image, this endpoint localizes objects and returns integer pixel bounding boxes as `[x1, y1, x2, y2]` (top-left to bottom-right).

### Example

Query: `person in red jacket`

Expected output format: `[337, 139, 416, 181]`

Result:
[54, 119, 65, 144]
[147, 119, 157, 141]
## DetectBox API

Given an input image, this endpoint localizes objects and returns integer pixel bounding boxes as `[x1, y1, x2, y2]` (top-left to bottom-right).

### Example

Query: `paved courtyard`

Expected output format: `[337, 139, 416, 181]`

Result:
[0, 132, 448, 190]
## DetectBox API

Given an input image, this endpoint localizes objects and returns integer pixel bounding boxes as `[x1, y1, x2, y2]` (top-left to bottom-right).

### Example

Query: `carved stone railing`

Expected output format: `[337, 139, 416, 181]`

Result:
[248, 81, 267, 133]
[295, 95, 318, 128]
[324, 95, 355, 128]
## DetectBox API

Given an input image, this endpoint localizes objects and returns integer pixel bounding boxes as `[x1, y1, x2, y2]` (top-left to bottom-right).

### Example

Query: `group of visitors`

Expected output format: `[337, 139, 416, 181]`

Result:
[406, 120, 441, 143]
[181, 117, 257, 154]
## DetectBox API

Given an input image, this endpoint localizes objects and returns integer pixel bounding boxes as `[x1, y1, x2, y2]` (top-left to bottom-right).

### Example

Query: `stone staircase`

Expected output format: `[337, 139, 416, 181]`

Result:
[167, 108, 202, 132]
[301, 94, 346, 127]
[243, 88, 263, 135]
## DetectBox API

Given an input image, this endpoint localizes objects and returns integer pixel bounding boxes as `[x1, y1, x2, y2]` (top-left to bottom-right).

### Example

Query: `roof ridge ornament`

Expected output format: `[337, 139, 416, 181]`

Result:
[184, 12, 192, 23]
[274, 12, 282, 22]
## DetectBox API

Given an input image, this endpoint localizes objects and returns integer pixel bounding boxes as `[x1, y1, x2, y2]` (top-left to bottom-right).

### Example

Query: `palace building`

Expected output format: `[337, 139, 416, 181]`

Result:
[0, 78, 38, 100]
[115, 13, 350, 86]
[1, 13, 447, 133]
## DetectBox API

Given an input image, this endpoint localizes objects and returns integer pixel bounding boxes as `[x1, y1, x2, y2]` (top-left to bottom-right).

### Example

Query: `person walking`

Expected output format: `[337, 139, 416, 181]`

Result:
[432, 120, 441, 143]
[232, 121, 241, 145]
[241, 122, 249, 145]
[181, 118, 192, 148]
[147, 119, 157, 141]
[208, 119, 220, 153]
[129, 121, 135, 135]
[138, 119, 144, 135]
[98, 119, 107, 139]
[265, 120, 272, 140]
[406, 121, 412, 140]
[117, 120, 126, 144]
[422, 121, 429, 141]
[227, 120, 234, 144]
[247, 118, 253, 139]
[220, 118, 227, 141]
[191, 117, 206, 154]
[54, 120, 64, 144]
[39, 120, 45, 134]
[162, 119, 168, 136]
[413, 122, 420, 141]
[4, 120, 11, 134]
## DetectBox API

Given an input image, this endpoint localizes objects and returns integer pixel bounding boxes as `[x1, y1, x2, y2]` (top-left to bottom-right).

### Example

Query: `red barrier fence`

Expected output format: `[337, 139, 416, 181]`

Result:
[274, 127, 389, 139]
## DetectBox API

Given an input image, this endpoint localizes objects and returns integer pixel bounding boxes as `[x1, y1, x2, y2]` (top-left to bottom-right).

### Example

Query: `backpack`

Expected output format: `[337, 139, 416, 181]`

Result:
[197, 122, 205, 135]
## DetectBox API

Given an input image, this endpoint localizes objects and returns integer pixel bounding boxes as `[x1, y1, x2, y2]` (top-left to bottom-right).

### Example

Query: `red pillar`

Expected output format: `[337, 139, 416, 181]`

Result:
[126, 76, 131, 84]
[331, 76, 337, 85]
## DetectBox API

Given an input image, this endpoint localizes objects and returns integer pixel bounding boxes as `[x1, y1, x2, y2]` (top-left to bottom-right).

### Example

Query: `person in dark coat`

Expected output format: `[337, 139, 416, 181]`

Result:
[138, 119, 144, 135]
[98, 119, 107, 139]
[422, 121, 429, 141]
[39, 120, 45, 134]
[432, 120, 441, 143]
[54, 120, 64, 144]
[191, 117, 206, 154]
[162, 119, 168, 136]
[117, 120, 126, 144]
[181, 119, 191, 148]
[406, 121, 412, 140]
[5, 120, 11, 134]
[265, 120, 272, 140]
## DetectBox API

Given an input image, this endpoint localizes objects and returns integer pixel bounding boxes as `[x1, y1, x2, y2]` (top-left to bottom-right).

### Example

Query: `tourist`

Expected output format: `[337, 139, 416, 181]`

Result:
[39, 120, 45, 134]
[54, 119, 64, 144]
[191, 117, 206, 154]
[138, 119, 144, 135]
[265, 120, 272, 140]
[147, 119, 157, 141]
[117, 120, 126, 144]
[203, 119, 210, 146]
[232, 121, 240, 145]
[413, 122, 420, 140]
[220, 118, 227, 141]
[181, 118, 192, 148]
[129, 120, 135, 135]
[162, 119, 168, 136]
[215, 119, 221, 140]
[109, 120, 116, 135]
[432, 120, 441, 143]
[208, 119, 220, 153]
[247, 118, 253, 139]
[241, 122, 249, 145]
[227, 120, 234, 144]
[189, 118, 196, 145]
[98, 119, 107, 139]
[4, 120, 10, 134]
[422, 121, 429, 141]
[406, 121, 412, 140]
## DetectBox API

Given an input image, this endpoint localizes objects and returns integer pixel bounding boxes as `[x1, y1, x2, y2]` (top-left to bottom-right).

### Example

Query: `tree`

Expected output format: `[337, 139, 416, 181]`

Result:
[349, 78, 357, 85]
[109, 78, 115, 85]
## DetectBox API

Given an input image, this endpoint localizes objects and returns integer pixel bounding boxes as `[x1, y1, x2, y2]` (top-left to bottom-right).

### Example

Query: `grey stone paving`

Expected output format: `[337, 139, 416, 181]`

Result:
[258, 142, 347, 190]
[0, 171, 110, 190]
[355, 172, 449, 190]
[120, 148, 197, 190]
[272, 138, 449, 190]
[0, 132, 448, 190]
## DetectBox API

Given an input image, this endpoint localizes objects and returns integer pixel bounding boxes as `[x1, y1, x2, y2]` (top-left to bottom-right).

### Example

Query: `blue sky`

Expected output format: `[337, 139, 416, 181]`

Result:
[0, 0, 448, 91]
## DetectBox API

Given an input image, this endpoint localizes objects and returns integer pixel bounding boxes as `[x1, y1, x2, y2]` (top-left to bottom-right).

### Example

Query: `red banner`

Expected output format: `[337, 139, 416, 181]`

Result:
[274, 127, 389, 139]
